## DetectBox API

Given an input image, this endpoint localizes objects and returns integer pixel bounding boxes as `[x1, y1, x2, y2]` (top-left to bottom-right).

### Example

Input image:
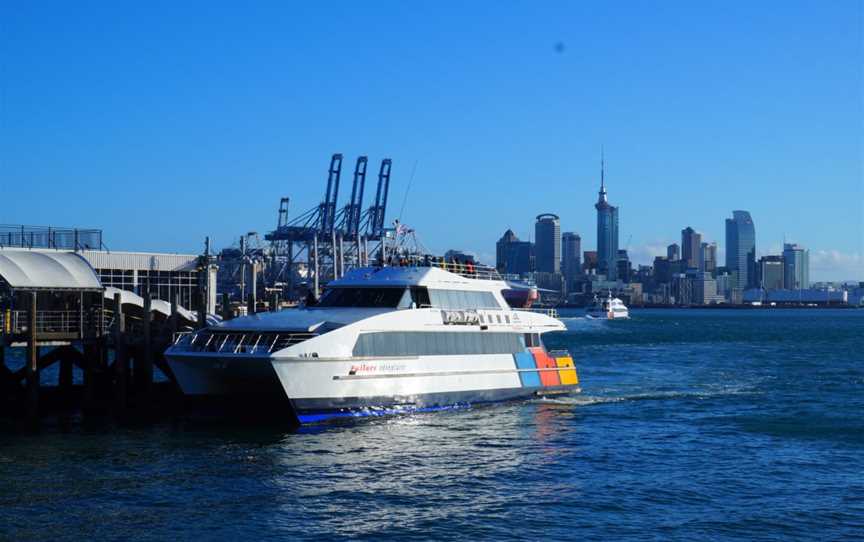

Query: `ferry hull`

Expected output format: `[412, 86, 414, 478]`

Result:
[167, 354, 286, 398]
[272, 351, 579, 424]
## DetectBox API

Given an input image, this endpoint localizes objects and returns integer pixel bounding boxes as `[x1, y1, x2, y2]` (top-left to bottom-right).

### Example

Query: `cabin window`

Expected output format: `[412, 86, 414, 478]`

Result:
[524, 333, 540, 347]
[353, 332, 526, 357]
[428, 289, 500, 310]
[316, 287, 407, 308]
[410, 286, 431, 307]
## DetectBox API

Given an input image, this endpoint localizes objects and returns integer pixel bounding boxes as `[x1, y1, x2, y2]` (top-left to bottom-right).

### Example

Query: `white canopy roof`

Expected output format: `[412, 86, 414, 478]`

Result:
[103, 286, 198, 321]
[0, 249, 102, 290]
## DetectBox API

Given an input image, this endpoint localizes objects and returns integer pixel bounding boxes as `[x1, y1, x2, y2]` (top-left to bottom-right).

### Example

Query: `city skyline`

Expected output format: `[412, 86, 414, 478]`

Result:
[1, 2, 861, 281]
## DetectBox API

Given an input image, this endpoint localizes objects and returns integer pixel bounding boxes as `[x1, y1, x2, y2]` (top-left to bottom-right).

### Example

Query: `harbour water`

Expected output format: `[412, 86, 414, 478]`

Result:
[1, 309, 862, 540]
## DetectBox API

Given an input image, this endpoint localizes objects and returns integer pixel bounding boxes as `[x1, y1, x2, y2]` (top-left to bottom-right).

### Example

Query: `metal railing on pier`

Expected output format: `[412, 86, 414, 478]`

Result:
[0, 224, 103, 251]
[0, 309, 107, 337]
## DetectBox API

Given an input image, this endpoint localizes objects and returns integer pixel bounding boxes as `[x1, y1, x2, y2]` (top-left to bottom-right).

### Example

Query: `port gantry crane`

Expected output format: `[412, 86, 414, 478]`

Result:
[265, 153, 393, 300]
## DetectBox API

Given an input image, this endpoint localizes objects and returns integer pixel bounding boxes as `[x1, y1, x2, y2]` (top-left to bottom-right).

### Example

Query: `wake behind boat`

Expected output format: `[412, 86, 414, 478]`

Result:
[166, 262, 580, 425]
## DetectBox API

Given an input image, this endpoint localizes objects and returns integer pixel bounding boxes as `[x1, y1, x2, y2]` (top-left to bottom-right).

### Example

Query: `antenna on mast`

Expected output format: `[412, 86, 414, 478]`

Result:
[597, 145, 608, 205]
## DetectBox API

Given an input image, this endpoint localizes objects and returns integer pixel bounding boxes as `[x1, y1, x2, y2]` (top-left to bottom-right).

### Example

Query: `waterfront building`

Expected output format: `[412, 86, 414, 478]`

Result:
[701, 242, 717, 275]
[595, 155, 619, 280]
[725, 210, 756, 290]
[671, 273, 694, 305]
[782, 243, 810, 290]
[681, 227, 702, 269]
[758, 255, 784, 290]
[561, 232, 582, 285]
[495, 229, 533, 276]
[535, 214, 561, 274]
[694, 272, 723, 304]
[667, 243, 680, 261]
[715, 268, 733, 301]
[653, 256, 672, 285]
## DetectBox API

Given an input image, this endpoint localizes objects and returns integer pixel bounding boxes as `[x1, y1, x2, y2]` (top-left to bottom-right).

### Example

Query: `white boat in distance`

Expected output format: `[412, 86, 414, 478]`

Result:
[585, 292, 630, 320]
[166, 263, 580, 425]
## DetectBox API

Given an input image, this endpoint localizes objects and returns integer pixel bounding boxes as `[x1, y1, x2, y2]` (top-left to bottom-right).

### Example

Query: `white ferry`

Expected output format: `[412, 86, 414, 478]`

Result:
[166, 263, 579, 425]
[585, 292, 630, 320]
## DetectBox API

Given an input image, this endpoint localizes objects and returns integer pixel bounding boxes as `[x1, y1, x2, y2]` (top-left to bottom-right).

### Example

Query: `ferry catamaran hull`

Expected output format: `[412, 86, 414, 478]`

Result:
[271, 350, 579, 423]
[166, 265, 580, 424]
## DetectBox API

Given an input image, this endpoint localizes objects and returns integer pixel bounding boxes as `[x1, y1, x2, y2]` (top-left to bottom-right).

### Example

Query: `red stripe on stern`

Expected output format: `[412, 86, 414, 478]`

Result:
[529, 347, 560, 386]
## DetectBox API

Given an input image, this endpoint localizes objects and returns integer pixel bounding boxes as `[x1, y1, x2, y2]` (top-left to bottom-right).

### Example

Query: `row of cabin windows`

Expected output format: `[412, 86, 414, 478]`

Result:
[316, 286, 501, 310]
[352, 332, 541, 357]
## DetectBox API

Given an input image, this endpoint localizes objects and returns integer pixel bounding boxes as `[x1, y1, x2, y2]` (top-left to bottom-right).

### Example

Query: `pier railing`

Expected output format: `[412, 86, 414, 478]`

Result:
[0, 309, 107, 338]
[172, 330, 318, 354]
[0, 224, 103, 251]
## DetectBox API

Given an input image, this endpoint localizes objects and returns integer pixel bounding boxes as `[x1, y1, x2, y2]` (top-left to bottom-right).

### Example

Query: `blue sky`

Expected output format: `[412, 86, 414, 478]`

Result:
[1, 1, 862, 280]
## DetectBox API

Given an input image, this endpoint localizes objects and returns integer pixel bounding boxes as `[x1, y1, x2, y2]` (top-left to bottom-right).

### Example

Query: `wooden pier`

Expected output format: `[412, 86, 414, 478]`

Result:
[0, 249, 201, 426]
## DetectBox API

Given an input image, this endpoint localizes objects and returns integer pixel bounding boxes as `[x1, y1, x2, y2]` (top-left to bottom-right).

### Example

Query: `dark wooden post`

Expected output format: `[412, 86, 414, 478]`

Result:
[247, 292, 255, 315]
[113, 292, 127, 413]
[169, 296, 178, 336]
[139, 291, 153, 399]
[221, 292, 231, 321]
[196, 289, 206, 329]
[59, 355, 73, 398]
[26, 291, 39, 422]
[83, 342, 98, 413]
[270, 291, 279, 312]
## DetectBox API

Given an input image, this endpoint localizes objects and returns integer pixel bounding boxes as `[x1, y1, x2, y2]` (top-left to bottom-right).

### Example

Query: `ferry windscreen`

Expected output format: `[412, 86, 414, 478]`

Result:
[316, 287, 406, 308]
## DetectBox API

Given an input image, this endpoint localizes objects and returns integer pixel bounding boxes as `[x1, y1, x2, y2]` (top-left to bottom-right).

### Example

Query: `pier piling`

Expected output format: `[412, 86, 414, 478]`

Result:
[26, 292, 39, 421]
[112, 293, 128, 414]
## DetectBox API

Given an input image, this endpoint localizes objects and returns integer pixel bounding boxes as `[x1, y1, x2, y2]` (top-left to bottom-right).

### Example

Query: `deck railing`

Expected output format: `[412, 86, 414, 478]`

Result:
[384, 258, 503, 281]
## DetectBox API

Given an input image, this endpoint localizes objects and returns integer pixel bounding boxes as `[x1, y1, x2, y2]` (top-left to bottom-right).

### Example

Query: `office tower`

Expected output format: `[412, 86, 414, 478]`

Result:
[667, 243, 680, 261]
[561, 232, 581, 282]
[681, 227, 702, 269]
[534, 214, 561, 273]
[701, 242, 717, 274]
[782, 243, 810, 290]
[725, 211, 756, 289]
[595, 152, 619, 280]
[759, 255, 784, 290]
[495, 229, 533, 276]
[617, 249, 632, 283]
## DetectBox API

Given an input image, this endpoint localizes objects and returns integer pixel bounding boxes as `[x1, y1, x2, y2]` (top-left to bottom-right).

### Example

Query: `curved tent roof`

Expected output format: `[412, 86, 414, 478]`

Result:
[103, 286, 198, 322]
[0, 249, 102, 290]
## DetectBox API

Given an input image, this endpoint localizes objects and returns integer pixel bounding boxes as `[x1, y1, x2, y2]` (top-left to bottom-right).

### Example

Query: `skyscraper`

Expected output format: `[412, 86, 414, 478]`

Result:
[782, 243, 810, 290]
[534, 214, 561, 274]
[561, 232, 581, 282]
[701, 241, 717, 274]
[758, 255, 784, 290]
[681, 227, 702, 269]
[595, 152, 619, 281]
[667, 243, 680, 261]
[495, 229, 533, 276]
[725, 210, 756, 290]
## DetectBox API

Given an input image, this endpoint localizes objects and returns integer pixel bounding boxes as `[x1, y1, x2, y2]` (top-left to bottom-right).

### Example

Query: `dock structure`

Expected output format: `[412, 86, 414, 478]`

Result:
[0, 248, 202, 424]
[264, 154, 394, 301]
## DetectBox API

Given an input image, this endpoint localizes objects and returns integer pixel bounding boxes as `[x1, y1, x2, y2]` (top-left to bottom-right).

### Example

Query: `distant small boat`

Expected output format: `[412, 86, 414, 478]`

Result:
[586, 293, 629, 320]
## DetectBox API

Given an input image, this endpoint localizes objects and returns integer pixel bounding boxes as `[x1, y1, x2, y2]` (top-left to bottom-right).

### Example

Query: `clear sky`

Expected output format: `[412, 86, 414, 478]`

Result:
[1, 1, 862, 281]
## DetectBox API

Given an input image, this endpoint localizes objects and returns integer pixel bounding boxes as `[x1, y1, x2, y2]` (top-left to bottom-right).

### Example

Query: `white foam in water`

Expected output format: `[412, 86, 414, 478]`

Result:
[534, 386, 757, 406]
